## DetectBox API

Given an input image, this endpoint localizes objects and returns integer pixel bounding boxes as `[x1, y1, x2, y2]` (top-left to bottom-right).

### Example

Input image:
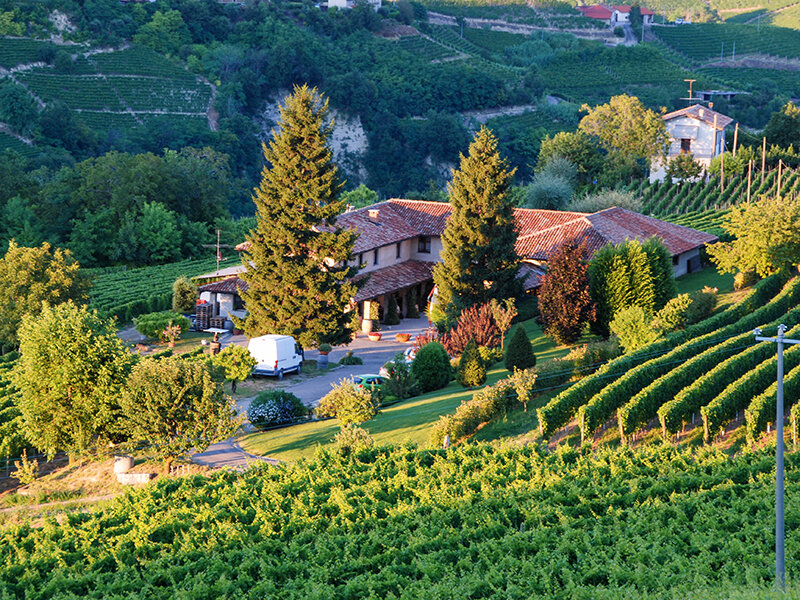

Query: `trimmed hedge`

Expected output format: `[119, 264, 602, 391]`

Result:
[703, 345, 800, 443]
[746, 361, 800, 444]
[538, 273, 787, 439]
[429, 379, 517, 447]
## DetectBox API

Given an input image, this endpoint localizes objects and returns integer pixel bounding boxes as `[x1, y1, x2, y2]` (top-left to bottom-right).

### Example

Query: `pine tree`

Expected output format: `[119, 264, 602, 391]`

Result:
[504, 325, 536, 372]
[236, 86, 359, 348]
[538, 242, 596, 345]
[458, 338, 486, 388]
[433, 126, 521, 322]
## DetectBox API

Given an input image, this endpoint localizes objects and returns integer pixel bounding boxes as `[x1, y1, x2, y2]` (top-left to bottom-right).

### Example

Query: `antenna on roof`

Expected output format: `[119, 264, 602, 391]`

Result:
[681, 79, 707, 105]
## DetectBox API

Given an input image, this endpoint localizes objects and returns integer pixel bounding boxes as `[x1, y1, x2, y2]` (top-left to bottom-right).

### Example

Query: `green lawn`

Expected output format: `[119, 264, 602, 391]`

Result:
[239, 320, 577, 462]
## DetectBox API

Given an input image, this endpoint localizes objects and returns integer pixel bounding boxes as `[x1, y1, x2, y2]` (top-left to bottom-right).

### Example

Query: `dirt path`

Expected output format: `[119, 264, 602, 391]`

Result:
[0, 493, 118, 514]
[702, 54, 800, 70]
[427, 11, 617, 42]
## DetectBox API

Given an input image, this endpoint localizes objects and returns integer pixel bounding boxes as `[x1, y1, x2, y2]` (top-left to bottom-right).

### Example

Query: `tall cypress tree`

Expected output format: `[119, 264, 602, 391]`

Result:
[626, 241, 655, 314]
[236, 86, 359, 347]
[643, 237, 676, 311]
[433, 126, 520, 322]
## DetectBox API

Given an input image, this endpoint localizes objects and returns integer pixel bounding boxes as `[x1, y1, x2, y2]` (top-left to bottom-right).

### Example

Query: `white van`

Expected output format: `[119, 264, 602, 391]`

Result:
[248, 335, 304, 380]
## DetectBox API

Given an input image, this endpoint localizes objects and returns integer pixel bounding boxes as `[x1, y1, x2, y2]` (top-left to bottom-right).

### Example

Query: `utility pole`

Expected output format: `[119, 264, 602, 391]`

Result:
[747, 159, 753, 203]
[762, 136, 767, 184]
[753, 324, 800, 593]
[733, 122, 739, 157]
[778, 159, 783, 198]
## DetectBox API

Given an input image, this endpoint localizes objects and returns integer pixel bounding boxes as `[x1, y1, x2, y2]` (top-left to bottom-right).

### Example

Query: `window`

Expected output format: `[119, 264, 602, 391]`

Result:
[396, 242, 401, 259]
[418, 236, 431, 254]
[680, 138, 691, 154]
[358, 253, 364, 265]
[234, 294, 245, 311]
[672, 255, 679, 266]
[373, 249, 379, 265]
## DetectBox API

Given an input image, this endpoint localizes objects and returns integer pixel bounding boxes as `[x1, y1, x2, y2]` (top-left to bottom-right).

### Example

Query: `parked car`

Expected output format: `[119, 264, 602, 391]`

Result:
[248, 334, 304, 380]
[351, 374, 387, 390]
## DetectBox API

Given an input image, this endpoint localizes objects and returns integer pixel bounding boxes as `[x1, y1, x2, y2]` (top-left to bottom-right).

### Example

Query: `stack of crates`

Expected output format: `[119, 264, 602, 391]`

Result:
[195, 304, 213, 331]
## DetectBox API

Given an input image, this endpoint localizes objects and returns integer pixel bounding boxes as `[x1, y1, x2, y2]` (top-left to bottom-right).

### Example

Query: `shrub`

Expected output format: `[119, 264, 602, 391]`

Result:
[478, 345, 503, 365]
[172, 276, 198, 313]
[511, 367, 538, 412]
[429, 379, 517, 447]
[317, 379, 379, 426]
[318, 343, 332, 354]
[406, 289, 420, 318]
[651, 293, 693, 333]
[248, 390, 308, 428]
[734, 270, 758, 290]
[505, 325, 536, 371]
[382, 352, 420, 399]
[411, 341, 451, 392]
[567, 189, 642, 213]
[563, 338, 622, 377]
[609, 306, 660, 354]
[333, 425, 374, 455]
[524, 172, 573, 211]
[441, 302, 500, 356]
[134, 311, 190, 340]
[339, 351, 363, 365]
[686, 286, 718, 323]
[384, 295, 400, 325]
[457, 339, 486, 388]
[413, 327, 439, 351]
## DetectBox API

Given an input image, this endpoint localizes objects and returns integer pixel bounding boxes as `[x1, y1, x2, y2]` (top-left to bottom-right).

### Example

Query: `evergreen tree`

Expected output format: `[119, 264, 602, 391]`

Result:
[626, 241, 655, 314]
[538, 242, 595, 345]
[504, 325, 536, 371]
[457, 338, 486, 388]
[433, 127, 520, 321]
[643, 237, 676, 310]
[236, 86, 359, 348]
[406, 288, 420, 319]
[385, 295, 400, 325]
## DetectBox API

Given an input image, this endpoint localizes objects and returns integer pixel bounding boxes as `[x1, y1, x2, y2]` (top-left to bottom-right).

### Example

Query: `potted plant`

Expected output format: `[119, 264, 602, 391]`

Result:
[368, 331, 382, 342]
[395, 333, 411, 343]
[162, 323, 182, 348]
[317, 343, 331, 369]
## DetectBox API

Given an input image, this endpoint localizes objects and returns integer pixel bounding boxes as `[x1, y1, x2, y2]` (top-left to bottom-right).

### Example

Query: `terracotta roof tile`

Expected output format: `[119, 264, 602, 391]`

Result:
[662, 104, 734, 129]
[352, 260, 436, 303]
[198, 276, 248, 294]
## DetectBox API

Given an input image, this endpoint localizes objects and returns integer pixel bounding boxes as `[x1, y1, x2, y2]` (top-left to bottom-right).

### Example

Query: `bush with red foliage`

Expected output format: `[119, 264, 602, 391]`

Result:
[412, 327, 440, 352]
[538, 242, 596, 345]
[441, 302, 500, 356]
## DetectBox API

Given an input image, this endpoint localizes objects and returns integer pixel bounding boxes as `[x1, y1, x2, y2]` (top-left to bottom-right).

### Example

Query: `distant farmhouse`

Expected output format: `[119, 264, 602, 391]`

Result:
[650, 104, 734, 182]
[327, 0, 381, 10]
[576, 4, 655, 26]
[195, 200, 715, 330]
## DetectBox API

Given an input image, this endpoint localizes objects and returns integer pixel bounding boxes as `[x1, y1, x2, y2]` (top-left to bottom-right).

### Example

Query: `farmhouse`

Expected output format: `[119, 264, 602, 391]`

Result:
[327, 0, 381, 11]
[576, 4, 655, 26]
[650, 103, 734, 183]
[195, 200, 716, 329]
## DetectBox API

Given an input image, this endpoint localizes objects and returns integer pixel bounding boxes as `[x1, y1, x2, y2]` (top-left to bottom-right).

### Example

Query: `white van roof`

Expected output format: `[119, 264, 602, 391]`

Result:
[250, 334, 295, 343]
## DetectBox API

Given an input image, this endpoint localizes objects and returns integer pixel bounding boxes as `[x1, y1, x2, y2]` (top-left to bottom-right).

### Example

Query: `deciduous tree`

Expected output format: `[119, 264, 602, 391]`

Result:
[211, 344, 257, 393]
[579, 95, 669, 162]
[120, 357, 239, 472]
[433, 126, 520, 321]
[538, 242, 595, 344]
[13, 303, 134, 458]
[0, 241, 90, 347]
[236, 86, 359, 347]
[708, 196, 800, 277]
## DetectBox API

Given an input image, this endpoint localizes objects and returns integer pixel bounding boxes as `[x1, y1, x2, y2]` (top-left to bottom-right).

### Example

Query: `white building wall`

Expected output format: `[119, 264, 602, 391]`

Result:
[650, 115, 726, 182]
[673, 248, 701, 278]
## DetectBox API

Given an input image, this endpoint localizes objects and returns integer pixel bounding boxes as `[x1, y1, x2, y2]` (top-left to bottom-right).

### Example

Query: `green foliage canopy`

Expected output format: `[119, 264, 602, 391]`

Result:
[433, 126, 520, 320]
[237, 86, 359, 347]
[120, 357, 239, 471]
[13, 303, 134, 458]
[0, 241, 90, 347]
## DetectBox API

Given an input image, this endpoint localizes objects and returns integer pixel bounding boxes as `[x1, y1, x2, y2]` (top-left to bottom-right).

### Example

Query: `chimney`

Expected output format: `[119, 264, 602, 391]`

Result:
[368, 208, 380, 221]
[698, 108, 704, 118]
[345, 204, 354, 213]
